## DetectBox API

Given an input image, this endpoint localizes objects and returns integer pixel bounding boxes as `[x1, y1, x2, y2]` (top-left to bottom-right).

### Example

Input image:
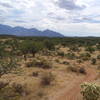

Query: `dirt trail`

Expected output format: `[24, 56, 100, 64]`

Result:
[51, 67, 97, 100]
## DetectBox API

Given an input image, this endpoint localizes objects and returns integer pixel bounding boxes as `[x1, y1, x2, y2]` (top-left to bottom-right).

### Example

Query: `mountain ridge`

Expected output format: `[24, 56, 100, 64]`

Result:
[0, 24, 64, 37]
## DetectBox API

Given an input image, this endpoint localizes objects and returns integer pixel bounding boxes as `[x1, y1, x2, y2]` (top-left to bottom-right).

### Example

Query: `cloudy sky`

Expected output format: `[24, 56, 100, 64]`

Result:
[0, 0, 100, 36]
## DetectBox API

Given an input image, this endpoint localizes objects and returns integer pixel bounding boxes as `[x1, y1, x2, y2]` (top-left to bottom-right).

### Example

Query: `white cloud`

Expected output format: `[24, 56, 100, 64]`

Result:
[0, 0, 100, 36]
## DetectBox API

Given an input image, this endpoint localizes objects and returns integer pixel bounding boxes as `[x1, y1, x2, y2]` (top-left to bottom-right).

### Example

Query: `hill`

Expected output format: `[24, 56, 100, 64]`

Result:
[0, 24, 64, 37]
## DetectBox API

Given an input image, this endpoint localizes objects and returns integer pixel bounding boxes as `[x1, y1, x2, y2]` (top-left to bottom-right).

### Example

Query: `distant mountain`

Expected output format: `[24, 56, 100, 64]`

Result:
[0, 24, 64, 37]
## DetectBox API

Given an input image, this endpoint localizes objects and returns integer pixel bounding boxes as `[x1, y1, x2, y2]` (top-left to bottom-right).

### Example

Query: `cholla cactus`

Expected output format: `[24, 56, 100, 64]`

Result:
[81, 82, 100, 100]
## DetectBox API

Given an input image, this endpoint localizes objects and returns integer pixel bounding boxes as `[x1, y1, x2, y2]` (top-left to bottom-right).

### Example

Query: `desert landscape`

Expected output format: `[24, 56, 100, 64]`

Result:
[0, 0, 100, 99]
[0, 36, 99, 100]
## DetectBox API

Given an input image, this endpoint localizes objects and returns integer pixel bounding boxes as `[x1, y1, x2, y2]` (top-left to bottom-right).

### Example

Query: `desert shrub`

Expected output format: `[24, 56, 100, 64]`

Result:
[69, 46, 80, 52]
[32, 72, 39, 77]
[42, 50, 56, 56]
[96, 44, 100, 51]
[65, 53, 76, 60]
[0, 86, 20, 100]
[62, 61, 70, 65]
[91, 58, 96, 65]
[25, 61, 35, 67]
[55, 59, 60, 63]
[79, 67, 86, 74]
[81, 82, 100, 100]
[57, 51, 65, 57]
[12, 83, 28, 96]
[97, 55, 100, 59]
[79, 53, 91, 61]
[36, 90, 45, 98]
[41, 72, 55, 86]
[34, 59, 52, 69]
[0, 58, 18, 77]
[26, 59, 52, 69]
[0, 81, 9, 90]
[80, 53, 91, 58]
[12, 83, 24, 95]
[0, 46, 5, 59]
[67, 65, 78, 72]
[77, 59, 83, 64]
[85, 46, 95, 53]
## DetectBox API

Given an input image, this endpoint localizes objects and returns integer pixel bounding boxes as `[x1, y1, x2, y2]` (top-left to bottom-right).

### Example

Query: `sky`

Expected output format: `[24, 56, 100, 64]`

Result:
[0, 0, 100, 36]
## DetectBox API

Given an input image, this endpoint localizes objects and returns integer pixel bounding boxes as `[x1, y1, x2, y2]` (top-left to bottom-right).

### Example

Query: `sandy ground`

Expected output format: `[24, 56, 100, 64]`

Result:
[50, 67, 97, 100]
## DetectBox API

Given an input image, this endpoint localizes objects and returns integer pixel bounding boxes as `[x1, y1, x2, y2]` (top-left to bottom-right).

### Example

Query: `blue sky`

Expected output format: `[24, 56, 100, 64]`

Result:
[0, 0, 100, 36]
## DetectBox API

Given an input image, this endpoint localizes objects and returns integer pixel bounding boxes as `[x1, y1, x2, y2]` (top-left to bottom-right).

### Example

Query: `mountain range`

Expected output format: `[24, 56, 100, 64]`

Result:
[0, 24, 64, 37]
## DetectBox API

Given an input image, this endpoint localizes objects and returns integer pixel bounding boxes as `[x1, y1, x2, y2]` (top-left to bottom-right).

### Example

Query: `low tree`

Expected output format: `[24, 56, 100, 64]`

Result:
[43, 40, 55, 50]
[19, 41, 44, 60]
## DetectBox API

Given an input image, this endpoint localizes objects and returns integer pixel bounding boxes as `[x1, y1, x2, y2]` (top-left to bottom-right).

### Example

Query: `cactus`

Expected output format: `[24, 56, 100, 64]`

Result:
[81, 82, 100, 100]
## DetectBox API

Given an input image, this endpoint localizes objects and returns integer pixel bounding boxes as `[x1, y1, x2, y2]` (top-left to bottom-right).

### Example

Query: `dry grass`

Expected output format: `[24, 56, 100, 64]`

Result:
[0, 45, 99, 100]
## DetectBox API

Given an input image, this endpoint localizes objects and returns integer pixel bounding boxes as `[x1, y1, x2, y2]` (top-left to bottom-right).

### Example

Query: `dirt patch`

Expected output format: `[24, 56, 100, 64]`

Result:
[50, 67, 97, 100]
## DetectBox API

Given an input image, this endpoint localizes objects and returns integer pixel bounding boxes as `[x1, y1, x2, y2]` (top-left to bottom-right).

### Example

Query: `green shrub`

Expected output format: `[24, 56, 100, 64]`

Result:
[55, 59, 60, 63]
[97, 55, 100, 59]
[57, 51, 65, 57]
[65, 53, 76, 60]
[96, 44, 100, 50]
[62, 61, 70, 65]
[35, 59, 52, 69]
[81, 82, 100, 100]
[85, 47, 95, 53]
[79, 53, 91, 61]
[69, 46, 80, 52]
[19, 41, 44, 60]
[0, 86, 20, 100]
[43, 40, 55, 50]
[12, 83, 29, 96]
[26, 59, 52, 69]
[0, 58, 18, 77]
[91, 58, 96, 65]
[25, 61, 35, 67]
[77, 59, 83, 64]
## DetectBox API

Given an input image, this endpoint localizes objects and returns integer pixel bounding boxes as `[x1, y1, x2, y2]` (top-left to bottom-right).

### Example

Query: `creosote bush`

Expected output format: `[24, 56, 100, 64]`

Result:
[97, 55, 100, 59]
[57, 51, 65, 57]
[77, 59, 83, 64]
[0, 86, 20, 100]
[81, 82, 100, 100]
[0, 58, 18, 77]
[0, 81, 9, 90]
[67, 66, 86, 74]
[69, 46, 80, 52]
[91, 58, 96, 65]
[85, 46, 95, 53]
[41, 72, 55, 86]
[12, 83, 29, 96]
[26, 59, 52, 69]
[62, 61, 70, 65]
[32, 72, 39, 77]
[65, 53, 76, 60]
[79, 53, 91, 61]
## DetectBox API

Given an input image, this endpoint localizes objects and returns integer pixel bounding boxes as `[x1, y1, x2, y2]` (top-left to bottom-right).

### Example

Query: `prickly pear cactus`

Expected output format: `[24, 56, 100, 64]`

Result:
[81, 82, 100, 100]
